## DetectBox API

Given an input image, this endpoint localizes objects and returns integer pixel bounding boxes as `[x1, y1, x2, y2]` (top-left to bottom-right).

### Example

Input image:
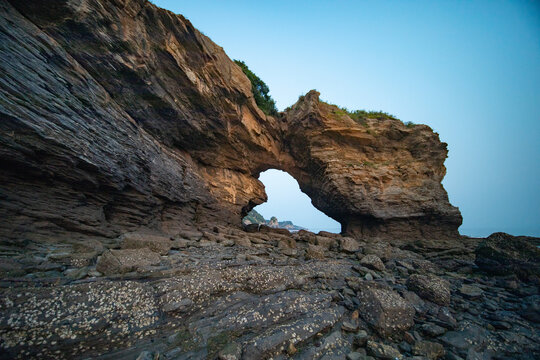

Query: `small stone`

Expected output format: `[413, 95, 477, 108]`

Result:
[281, 247, 297, 257]
[278, 238, 296, 249]
[359, 254, 386, 271]
[342, 321, 359, 332]
[354, 330, 368, 347]
[367, 340, 402, 359]
[221, 239, 235, 247]
[347, 352, 364, 360]
[459, 284, 483, 299]
[357, 283, 415, 337]
[121, 232, 172, 255]
[63, 267, 88, 280]
[420, 323, 446, 337]
[436, 307, 457, 329]
[364, 273, 373, 281]
[218, 342, 241, 360]
[407, 274, 451, 306]
[305, 244, 325, 259]
[340, 237, 361, 253]
[490, 321, 511, 330]
[96, 248, 161, 275]
[87, 270, 102, 277]
[412, 340, 445, 360]
[161, 297, 193, 313]
[136, 351, 153, 360]
[287, 342, 297, 356]
[170, 239, 189, 250]
[398, 341, 411, 353]
[234, 237, 251, 247]
[403, 331, 415, 344]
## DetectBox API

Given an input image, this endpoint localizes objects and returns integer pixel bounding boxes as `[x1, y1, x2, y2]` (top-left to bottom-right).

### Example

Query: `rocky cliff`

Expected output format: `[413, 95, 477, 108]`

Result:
[1, 0, 460, 247]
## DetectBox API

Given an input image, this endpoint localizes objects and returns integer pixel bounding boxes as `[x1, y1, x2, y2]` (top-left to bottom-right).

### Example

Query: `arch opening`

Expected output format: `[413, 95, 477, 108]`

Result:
[242, 169, 341, 233]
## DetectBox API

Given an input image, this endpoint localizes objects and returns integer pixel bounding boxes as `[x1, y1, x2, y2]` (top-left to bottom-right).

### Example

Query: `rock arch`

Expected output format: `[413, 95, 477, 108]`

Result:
[243, 169, 340, 232]
[0, 0, 461, 244]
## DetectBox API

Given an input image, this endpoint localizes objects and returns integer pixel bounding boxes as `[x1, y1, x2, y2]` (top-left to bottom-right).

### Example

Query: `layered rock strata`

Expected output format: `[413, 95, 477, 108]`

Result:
[1, 0, 460, 246]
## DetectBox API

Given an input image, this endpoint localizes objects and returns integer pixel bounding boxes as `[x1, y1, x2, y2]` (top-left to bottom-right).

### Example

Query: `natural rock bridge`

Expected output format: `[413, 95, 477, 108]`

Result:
[0, 0, 460, 245]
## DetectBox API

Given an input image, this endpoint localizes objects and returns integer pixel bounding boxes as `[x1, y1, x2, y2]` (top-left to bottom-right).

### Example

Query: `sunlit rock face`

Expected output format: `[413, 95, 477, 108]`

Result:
[1, 0, 460, 244]
[280, 91, 462, 240]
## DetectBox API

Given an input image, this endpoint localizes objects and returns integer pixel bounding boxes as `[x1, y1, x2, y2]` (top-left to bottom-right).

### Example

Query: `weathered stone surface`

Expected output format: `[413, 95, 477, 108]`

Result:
[439, 323, 490, 355]
[475, 232, 540, 279]
[234, 237, 252, 247]
[96, 248, 161, 275]
[359, 254, 386, 271]
[0, 0, 461, 246]
[412, 340, 445, 359]
[296, 229, 318, 243]
[341, 237, 361, 253]
[242, 306, 344, 359]
[420, 323, 447, 337]
[282, 91, 462, 240]
[315, 235, 338, 250]
[356, 282, 415, 336]
[121, 232, 172, 255]
[519, 295, 540, 323]
[217, 342, 241, 360]
[407, 274, 451, 306]
[367, 340, 402, 359]
[305, 244, 326, 259]
[458, 284, 483, 299]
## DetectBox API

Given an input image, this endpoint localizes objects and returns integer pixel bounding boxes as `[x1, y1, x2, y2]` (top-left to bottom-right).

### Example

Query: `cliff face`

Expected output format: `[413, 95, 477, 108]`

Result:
[280, 92, 462, 239]
[0, 0, 461, 245]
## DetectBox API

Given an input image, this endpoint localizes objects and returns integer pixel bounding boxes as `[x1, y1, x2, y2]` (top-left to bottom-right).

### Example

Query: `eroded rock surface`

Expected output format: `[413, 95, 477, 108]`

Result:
[1, 226, 539, 359]
[475, 232, 540, 280]
[1, 0, 461, 245]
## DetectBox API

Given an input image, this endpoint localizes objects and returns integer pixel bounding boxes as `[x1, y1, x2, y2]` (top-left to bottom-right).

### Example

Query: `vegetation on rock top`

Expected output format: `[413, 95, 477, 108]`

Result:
[234, 60, 278, 116]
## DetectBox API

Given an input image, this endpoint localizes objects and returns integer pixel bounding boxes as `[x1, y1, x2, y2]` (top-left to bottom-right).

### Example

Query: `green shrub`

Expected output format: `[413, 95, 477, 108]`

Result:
[405, 121, 416, 128]
[345, 108, 398, 122]
[234, 60, 278, 116]
[319, 99, 398, 125]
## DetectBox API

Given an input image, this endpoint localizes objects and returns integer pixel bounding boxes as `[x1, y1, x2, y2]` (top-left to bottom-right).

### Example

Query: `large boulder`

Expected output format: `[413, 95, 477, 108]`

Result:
[340, 237, 361, 253]
[96, 249, 161, 275]
[305, 244, 326, 260]
[359, 254, 386, 271]
[406, 274, 451, 306]
[475, 232, 540, 279]
[356, 282, 415, 337]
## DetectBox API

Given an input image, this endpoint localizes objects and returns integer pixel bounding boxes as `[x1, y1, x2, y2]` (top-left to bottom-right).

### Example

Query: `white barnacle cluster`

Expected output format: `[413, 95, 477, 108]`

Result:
[0, 280, 160, 357]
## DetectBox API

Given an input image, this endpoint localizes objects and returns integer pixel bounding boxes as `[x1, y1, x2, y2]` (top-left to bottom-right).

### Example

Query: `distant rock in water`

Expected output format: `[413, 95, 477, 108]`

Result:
[242, 210, 306, 231]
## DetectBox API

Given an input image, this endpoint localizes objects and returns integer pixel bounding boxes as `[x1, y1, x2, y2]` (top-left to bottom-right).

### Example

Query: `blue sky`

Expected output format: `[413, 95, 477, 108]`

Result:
[153, 0, 540, 237]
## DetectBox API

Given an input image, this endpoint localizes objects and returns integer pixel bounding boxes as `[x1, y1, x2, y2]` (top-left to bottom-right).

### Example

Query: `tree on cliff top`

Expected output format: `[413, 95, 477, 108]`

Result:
[234, 60, 278, 116]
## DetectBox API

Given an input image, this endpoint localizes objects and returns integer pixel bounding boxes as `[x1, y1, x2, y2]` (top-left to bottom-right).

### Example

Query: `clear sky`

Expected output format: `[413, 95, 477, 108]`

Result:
[153, 0, 540, 237]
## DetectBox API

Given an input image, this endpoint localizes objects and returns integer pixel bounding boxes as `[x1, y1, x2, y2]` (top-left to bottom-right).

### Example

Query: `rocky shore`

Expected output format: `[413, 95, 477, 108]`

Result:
[1, 228, 539, 359]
